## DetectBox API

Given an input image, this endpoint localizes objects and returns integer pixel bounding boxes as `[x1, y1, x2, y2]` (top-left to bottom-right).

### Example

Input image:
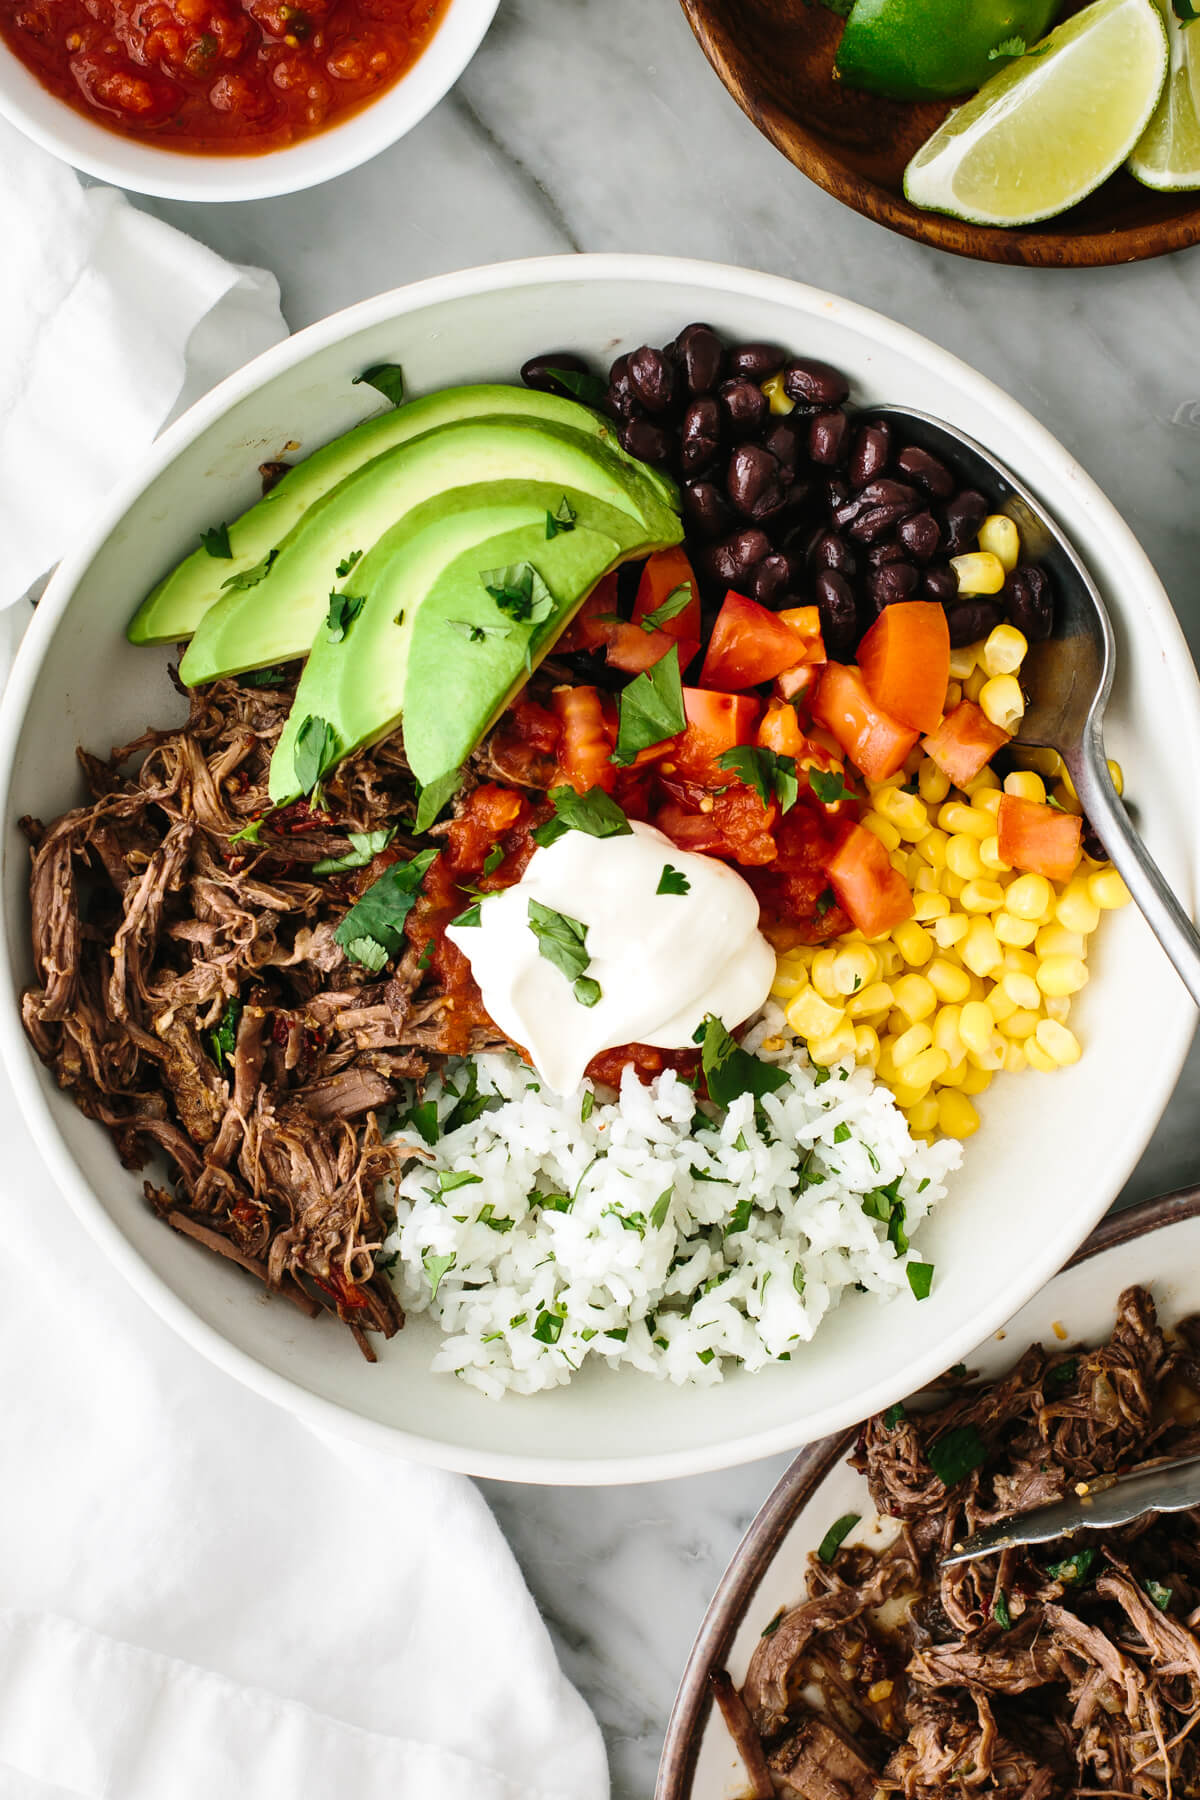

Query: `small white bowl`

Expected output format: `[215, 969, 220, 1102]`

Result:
[0, 0, 498, 201]
[1, 254, 1197, 1484]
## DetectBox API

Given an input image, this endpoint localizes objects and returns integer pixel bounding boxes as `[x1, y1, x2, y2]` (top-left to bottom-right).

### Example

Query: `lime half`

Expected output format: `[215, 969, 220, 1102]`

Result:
[835, 0, 1063, 102]
[903, 0, 1169, 226]
[1129, 0, 1200, 189]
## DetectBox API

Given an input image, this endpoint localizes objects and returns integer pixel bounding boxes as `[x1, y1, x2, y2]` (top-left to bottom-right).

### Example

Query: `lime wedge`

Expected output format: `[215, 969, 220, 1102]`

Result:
[903, 0, 1169, 225]
[835, 0, 1063, 102]
[1129, 0, 1200, 189]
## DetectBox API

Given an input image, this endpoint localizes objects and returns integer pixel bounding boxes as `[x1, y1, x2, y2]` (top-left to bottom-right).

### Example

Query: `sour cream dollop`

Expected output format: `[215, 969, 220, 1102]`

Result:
[445, 820, 776, 1094]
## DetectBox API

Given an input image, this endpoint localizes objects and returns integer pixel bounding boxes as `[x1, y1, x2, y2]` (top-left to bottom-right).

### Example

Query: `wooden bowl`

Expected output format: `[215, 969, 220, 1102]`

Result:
[679, 0, 1200, 266]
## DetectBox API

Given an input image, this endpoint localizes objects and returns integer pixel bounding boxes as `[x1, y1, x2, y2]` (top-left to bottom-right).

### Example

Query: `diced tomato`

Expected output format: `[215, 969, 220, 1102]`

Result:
[811, 663, 919, 782]
[921, 701, 1011, 788]
[442, 782, 527, 876]
[757, 698, 808, 759]
[824, 823, 915, 938]
[672, 688, 761, 772]
[652, 799, 729, 856]
[775, 663, 820, 705]
[632, 546, 702, 643]
[856, 601, 950, 735]
[557, 572, 621, 653]
[604, 621, 701, 675]
[699, 591, 807, 691]
[551, 685, 616, 793]
[997, 795, 1082, 883]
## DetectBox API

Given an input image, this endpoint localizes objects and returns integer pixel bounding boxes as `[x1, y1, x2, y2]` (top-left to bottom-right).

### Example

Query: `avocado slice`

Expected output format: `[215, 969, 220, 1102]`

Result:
[266, 482, 656, 805]
[130, 383, 676, 646]
[177, 415, 679, 689]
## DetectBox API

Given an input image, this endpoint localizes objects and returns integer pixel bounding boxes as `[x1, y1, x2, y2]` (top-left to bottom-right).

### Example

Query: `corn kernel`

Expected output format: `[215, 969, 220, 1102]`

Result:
[1088, 866, 1131, 910]
[965, 665, 988, 704]
[913, 891, 951, 922]
[900, 1047, 951, 1088]
[832, 946, 879, 995]
[1003, 770, 1046, 803]
[961, 878, 1006, 913]
[1000, 1007, 1040, 1040]
[761, 372, 794, 415]
[960, 1063, 994, 1095]
[951, 551, 1006, 595]
[890, 1080, 931, 1110]
[914, 867, 942, 894]
[939, 1057, 970, 1087]
[876, 944, 902, 979]
[918, 760, 951, 805]
[1006, 873, 1054, 921]
[876, 787, 929, 840]
[941, 802, 992, 840]
[889, 848, 911, 878]
[986, 986, 1018, 1024]
[917, 828, 949, 870]
[994, 910, 1038, 947]
[958, 1000, 996, 1056]
[1050, 781, 1082, 817]
[786, 988, 845, 1039]
[1001, 1039, 1028, 1073]
[809, 1022, 858, 1066]
[1001, 970, 1041, 1010]
[927, 958, 971, 1003]
[1043, 994, 1072, 1023]
[946, 834, 985, 881]
[893, 973, 938, 1022]
[1036, 924, 1086, 959]
[941, 871, 966, 901]
[977, 514, 1020, 573]
[846, 980, 894, 1020]
[933, 913, 969, 949]
[981, 622, 1027, 677]
[862, 811, 901, 853]
[854, 1025, 881, 1067]
[890, 1021, 933, 1063]
[979, 674, 1024, 731]
[969, 791, 1004, 823]
[891, 920, 932, 968]
[967, 764, 1002, 793]
[937, 1090, 981, 1140]
[906, 1096, 941, 1134]
[979, 835, 1012, 874]
[772, 972, 807, 1001]
[1025, 1039, 1058, 1073]
[811, 947, 840, 998]
[1035, 1019, 1081, 1066]
[948, 642, 980, 680]
[1056, 879, 1101, 935]
[1002, 947, 1039, 977]
[1037, 955, 1089, 998]
[962, 918, 1003, 977]
[944, 679, 964, 711]
[1107, 758, 1124, 798]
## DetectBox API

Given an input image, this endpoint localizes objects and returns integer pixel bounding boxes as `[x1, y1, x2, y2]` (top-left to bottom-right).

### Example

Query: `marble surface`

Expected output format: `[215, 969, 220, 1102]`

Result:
[132, 3, 1200, 1791]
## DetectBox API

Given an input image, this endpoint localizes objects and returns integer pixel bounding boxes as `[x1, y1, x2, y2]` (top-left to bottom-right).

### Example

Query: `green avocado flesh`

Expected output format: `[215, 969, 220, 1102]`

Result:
[178, 415, 679, 688]
[267, 484, 646, 805]
[129, 382, 675, 646]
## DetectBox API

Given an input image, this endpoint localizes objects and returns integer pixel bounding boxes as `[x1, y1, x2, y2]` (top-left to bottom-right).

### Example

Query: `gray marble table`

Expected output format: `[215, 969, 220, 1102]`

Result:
[139, 1, 1200, 1788]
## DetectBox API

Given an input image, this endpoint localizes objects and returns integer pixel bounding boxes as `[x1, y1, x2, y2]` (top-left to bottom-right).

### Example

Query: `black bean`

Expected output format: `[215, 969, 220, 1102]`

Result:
[867, 539, 909, 567]
[682, 479, 733, 539]
[1082, 821, 1106, 863]
[618, 417, 673, 466]
[823, 474, 852, 513]
[763, 419, 802, 471]
[627, 344, 676, 414]
[700, 527, 772, 587]
[947, 599, 1003, 646]
[850, 500, 918, 543]
[606, 354, 642, 422]
[815, 570, 857, 657]
[671, 323, 725, 396]
[680, 397, 721, 475]
[776, 480, 813, 525]
[848, 423, 891, 489]
[808, 529, 856, 576]
[717, 377, 768, 438]
[520, 351, 591, 399]
[1004, 565, 1054, 642]
[809, 409, 850, 466]
[832, 479, 919, 528]
[922, 565, 958, 606]
[867, 562, 919, 609]
[729, 342, 788, 381]
[942, 488, 988, 554]
[896, 444, 955, 499]
[897, 510, 940, 561]
[752, 553, 793, 605]
[782, 357, 850, 408]
[727, 444, 786, 520]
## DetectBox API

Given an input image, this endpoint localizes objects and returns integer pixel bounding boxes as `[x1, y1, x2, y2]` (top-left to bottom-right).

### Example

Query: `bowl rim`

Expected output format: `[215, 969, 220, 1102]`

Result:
[0, 0, 499, 201]
[654, 1183, 1200, 1799]
[1, 251, 1197, 1485]
[678, 0, 1200, 270]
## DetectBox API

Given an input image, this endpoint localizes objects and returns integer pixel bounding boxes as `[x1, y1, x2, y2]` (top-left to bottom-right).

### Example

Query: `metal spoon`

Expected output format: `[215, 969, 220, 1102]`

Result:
[941, 1451, 1200, 1566]
[868, 405, 1200, 1008]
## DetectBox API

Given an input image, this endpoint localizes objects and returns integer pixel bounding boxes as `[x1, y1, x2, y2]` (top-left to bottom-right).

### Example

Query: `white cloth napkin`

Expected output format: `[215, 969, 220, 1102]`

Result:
[0, 116, 287, 602]
[0, 126, 609, 1799]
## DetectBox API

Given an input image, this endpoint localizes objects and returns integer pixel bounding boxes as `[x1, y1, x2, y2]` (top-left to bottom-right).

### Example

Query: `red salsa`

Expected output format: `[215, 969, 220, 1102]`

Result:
[0, 0, 448, 152]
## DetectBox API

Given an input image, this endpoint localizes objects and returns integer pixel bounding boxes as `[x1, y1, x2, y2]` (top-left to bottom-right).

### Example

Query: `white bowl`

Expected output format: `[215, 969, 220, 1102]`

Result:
[0, 0, 497, 201]
[1, 254, 1197, 1485]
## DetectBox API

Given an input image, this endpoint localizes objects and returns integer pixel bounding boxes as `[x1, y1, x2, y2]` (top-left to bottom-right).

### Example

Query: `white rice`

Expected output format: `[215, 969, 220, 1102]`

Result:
[381, 1005, 960, 1398]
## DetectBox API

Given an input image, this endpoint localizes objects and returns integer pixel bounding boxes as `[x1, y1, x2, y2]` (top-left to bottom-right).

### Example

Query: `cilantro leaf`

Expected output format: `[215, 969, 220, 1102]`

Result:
[650, 1188, 672, 1230]
[542, 366, 608, 408]
[324, 591, 365, 643]
[993, 1589, 1012, 1630]
[698, 1013, 789, 1109]
[450, 901, 482, 929]
[293, 715, 340, 798]
[336, 549, 363, 578]
[1146, 1579, 1173, 1612]
[409, 1099, 439, 1145]
[439, 1169, 482, 1193]
[573, 975, 602, 1007]
[545, 495, 576, 538]
[422, 1247, 455, 1300]
[207, 996, 241, 1072]
[640, 583, 693, 633]
[611, 644, 686, 767]
[200, 522, 232, 558]
[1175, 0, 1200, 20]
[334, 847, 437, 969]
[907, 1261, 935, 1301]
[414, 768, 463, 834]
[481, 561, 554, 624]
[532, 785, 633, 849]
[313, 828, 395, 876]
[883, 1402, 906, 1429]
[221, 549, 277, 591]
[815, 886, 836, 918]
[532, 1308, 565, 1344]
[817, 1512, 860, 1564]
[446, 619, 513, 643]
[229, 818, 263, 846]
[726, 1198, 753, 1236]
[989, 33, 1026, 55]
[1046, 1547, 1097, 1587]
[528, 898, 591, 987]
[928, 1424, 985, 1488]
[240, 666, 286, 689]
[1045, 1358, 1078, 1391]
[657, 863, 689, 896]
[353, 362, 405, 406]
[580, 1090, 595, 1123]
[807, 765, 854, 806]
[716, 746, 799, 814]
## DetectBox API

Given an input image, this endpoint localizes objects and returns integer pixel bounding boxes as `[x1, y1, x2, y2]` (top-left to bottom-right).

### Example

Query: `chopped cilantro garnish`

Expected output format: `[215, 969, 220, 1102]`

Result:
[806, 765, 854, 806]
[697, 1347, 716, 1365]
[580, 1090, 595, 1123]
[207, 995, 241, 1072]
[815, 887, 836, 919]
[292, 714, 340, 799]
[640, 583, 693, 633]
[907, 1261, 935, 1301]
[532, 1309, 565, 1345]
[313, 827, 394, 875]
[200, 522, 232, 559]
[993, 1589, 1012, 1630]
[928, 1424, 985, 1488]
[527, 898, 592, 990]
[726, 1198, 753, 1236]
[1046, 1547, 1097, 1587]
[716, 745, 799, 814]
[817, 1512, 860, 1564]
[438, 1169, 482, 1193]
[1045, 1358, 1078, 1391]
[334, 847, 437, 970]
[450, 901, 482, 929]
[352, 362, 405, 406]
[221, 548, 277, 591]
[324, 591, 365, 642]
[414, 768, 463, 835]
[610, 644, 686, 767]
[482, 845, 504, 877]
[650, 1188, 673, 1230]
[573, 975, 602, 1007]
[335, 548, 363, 578]
[545, 495, 576, 538]
[657, 863, 690, 896]
[698, 1012, 789, 1110]
[542, 365, 608, 407]
[1146, 1579, 1173, 1612]
[532, 785, 632, 849]
[422, 1248, 455, 1300]
[229, 818, 263, 846]
[445, 619, 513, 644]
[481, 560, 554, 625]
[409, 1099, 439, 1146]
[883, 1402, 906, 1429]
[833, 1122, 852, 1144]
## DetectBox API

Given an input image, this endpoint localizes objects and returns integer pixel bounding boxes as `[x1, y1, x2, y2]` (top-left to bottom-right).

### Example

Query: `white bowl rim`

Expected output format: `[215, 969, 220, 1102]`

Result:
[0, 0, 499, 201]
[0, 251, 1196, 1485]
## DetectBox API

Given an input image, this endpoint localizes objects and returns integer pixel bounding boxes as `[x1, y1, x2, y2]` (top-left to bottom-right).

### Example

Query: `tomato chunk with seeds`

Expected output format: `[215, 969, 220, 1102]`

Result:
[824, 823, 915, 938]
[811, 663, 919, 782]
[921, 700, 1011, 787]
[856, 601, 950, 735]
[997, 794, 1082, 883]
[699, 591, 807, 691]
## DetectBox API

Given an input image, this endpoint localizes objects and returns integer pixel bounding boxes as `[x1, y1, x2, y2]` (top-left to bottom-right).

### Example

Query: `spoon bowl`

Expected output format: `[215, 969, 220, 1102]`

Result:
[870, 405, 1200, 1009]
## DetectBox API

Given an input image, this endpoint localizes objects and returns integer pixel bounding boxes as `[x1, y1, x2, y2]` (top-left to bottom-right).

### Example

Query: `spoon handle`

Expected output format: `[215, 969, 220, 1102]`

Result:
[1064, 731, 1200, 1009]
